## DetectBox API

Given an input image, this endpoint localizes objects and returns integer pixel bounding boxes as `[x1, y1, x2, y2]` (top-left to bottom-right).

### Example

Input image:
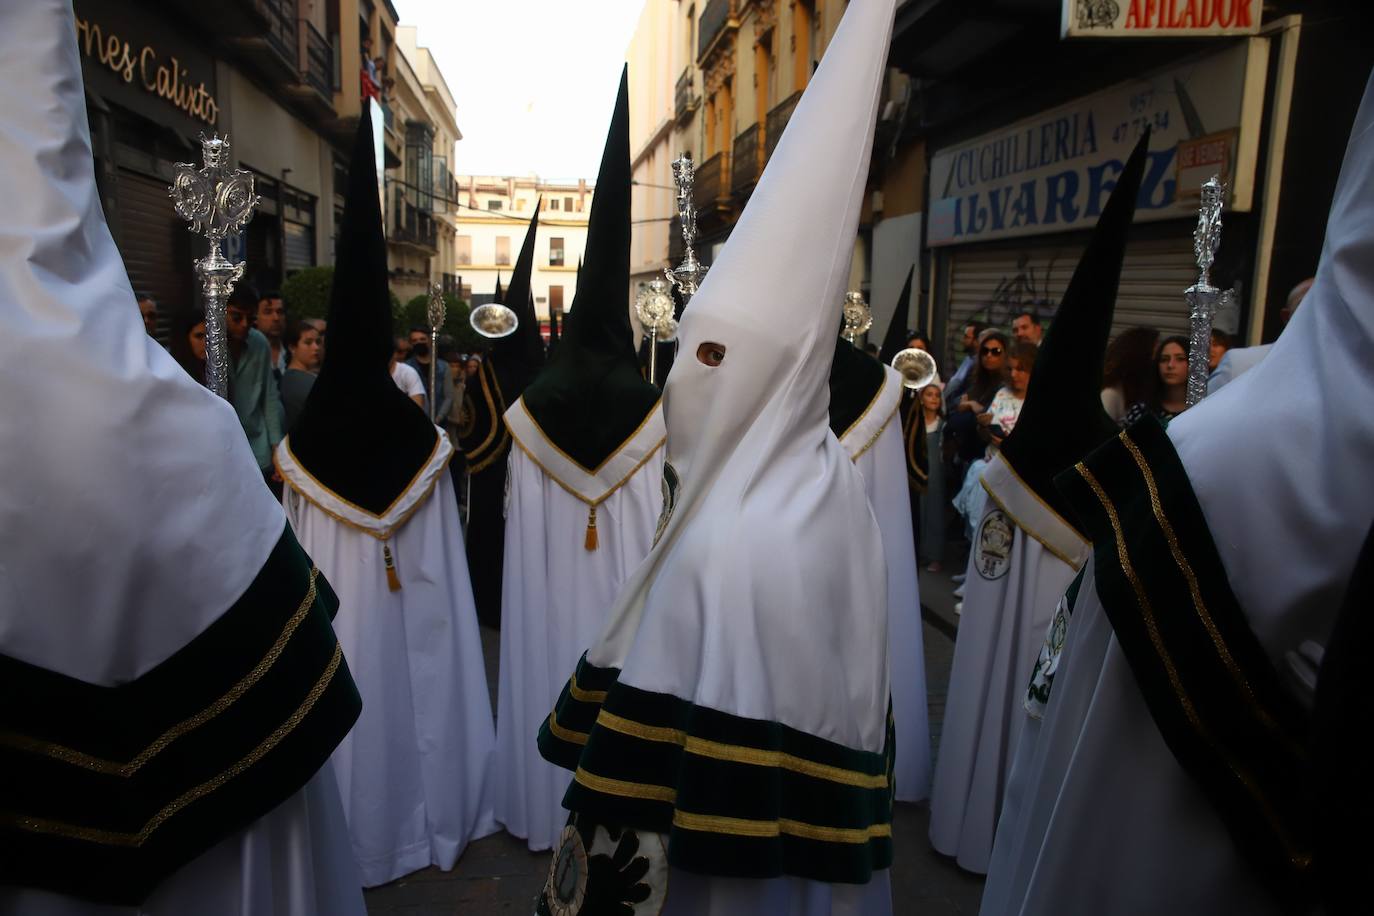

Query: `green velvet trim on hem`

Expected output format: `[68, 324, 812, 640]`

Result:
[0, 525, 361, 906]
[538, 654, 894, 885]
[1056, 416, 1313, 894]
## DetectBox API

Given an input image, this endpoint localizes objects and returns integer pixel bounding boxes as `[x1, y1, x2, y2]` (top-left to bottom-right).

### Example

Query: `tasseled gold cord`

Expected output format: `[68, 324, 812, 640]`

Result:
[584, 505, 599, 551]
[383, 542, 402, 591]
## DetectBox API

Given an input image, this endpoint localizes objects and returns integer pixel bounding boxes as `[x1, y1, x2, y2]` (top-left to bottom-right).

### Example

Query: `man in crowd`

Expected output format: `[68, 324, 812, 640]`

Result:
[945, 319, 985, 409]
[1012, 308, 1043, 345]
[407, 324, 454, 420]
[227, 285, 286, 491]
[256, 290, 287, 378]
[137, 292, 158, 338]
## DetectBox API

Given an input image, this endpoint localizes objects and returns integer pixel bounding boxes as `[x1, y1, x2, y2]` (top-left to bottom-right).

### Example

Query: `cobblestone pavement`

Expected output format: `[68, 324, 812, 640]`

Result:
[365, 567, 984, 915]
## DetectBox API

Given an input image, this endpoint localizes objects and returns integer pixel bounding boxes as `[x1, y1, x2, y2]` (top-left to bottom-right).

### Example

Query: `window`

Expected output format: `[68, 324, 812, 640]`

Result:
[549, 237, 565, 267]
[576, 198, 585, 212]
[486, 199, 503, 211]
[495, 236, 511, 265]
[549, 285, 564, 313]
[456, 235, 472, 266]
[550, 198, 561, 211]
[564, 196, 573, 212]
[516, 198, 527, 210]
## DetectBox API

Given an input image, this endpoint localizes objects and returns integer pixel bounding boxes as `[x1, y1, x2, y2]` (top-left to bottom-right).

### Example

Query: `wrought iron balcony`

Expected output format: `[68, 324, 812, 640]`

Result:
[731, 123, 760, 196]
[765, 91, 801, 162]
[675, 68, 698, 123]
[391, 197, 438, 253]
[698, 0, 738, 62]
[299, 21, 333, 101]
[694, 151, 730, 214]
[258, 0, 297, 74]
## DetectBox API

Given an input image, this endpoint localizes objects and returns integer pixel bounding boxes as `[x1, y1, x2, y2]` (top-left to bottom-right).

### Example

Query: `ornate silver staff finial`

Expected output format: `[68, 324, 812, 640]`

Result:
[170, 134, 259, 400]
[427, 282, 446, 423]
[665, 154, 708, 301]
[841, 291, 873, 345]
[1183, 175, 1232, 407]
[634, 278, 677, 387]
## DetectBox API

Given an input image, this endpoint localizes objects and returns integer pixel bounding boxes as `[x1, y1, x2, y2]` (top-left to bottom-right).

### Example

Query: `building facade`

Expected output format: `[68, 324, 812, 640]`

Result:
[453, 177, 593, 332]
[74, 0, 458, 341]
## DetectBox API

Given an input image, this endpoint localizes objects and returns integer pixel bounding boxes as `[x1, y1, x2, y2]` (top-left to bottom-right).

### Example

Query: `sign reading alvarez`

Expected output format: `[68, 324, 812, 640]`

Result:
[1063, 0, 1262, 38]
[927, 43, 1264, 247]
[73, 15, 219, 126]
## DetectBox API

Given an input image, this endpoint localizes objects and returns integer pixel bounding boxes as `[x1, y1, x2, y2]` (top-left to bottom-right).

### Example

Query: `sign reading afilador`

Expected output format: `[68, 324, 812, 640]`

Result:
[1063, 0, 1262, 38]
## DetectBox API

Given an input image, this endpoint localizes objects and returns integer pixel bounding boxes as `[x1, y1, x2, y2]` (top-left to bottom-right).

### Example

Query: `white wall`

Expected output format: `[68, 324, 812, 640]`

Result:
[870, 211, 923, 343]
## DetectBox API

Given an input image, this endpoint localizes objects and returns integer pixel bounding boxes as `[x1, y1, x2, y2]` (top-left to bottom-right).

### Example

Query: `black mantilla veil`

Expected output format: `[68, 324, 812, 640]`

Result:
[520, 67, 659, 470]
[287, 111, 439, 515]
[999, 129, 1150, 533]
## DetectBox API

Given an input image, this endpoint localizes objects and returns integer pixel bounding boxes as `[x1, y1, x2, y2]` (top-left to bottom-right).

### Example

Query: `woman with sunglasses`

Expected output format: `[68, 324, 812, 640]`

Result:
[950, 329, 1010, 464]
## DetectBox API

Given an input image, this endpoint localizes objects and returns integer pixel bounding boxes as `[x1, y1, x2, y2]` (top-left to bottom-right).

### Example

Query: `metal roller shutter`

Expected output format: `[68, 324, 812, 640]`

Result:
[943, 226, 1196, 370]
[113, 167, 195, 342]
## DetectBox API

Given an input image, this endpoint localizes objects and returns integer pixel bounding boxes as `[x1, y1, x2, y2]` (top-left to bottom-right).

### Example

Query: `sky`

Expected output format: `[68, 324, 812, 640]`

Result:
[395, 0, 647, 181]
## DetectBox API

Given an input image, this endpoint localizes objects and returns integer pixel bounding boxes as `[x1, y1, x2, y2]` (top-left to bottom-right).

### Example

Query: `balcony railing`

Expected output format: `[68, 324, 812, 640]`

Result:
[299, 20, 333, 101]
[731, 123, 760, 195]
[258, 0, 297, 71]
[698, 0, 736, 61]
[766, 91, 802, 161]
[675, 68, 696, 122]
[391, 195, 437, 252]
[694, 151, 729, 213]
[441, 272, 458, 296]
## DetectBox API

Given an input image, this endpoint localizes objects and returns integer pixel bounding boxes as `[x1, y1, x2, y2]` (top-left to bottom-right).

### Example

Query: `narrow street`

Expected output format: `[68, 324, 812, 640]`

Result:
[365, 569, 985, 915]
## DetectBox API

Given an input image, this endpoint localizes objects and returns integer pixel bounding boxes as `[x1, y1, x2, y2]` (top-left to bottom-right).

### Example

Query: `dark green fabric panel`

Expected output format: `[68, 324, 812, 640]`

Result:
[827, 336, 885, 440]
[1057, 417, 1313, 894]
[0, 526, 361, 906]
[538, 654, 893, 884]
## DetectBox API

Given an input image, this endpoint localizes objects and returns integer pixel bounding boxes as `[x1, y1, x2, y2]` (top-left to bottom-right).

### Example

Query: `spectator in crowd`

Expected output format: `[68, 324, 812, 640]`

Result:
[137, 293, 159, 339]
[360, 37, 380, 101]
[169, 306, 206, 386]
[1012, 308, 1043, 345]
[1100, 326, 1159, 425]
[280, 319, 322, 431]
[948, 328, 1009, 464]
[944, 320, 986, 410]
[464, 354, 482, 380]
[953, 340, 1036, 548]
[979, 340, 1037, 449]
[391, 335, 425, 408]
[226, 286, 285, 491]
[918, 382, 946, 573]
[1123, 334, 1190, 426]
[1209, 276, 1313, 394]
[1209, 328, 1233, 373]
[254, 291, 286, 379]
[406, 325, 455, 421]
[308, 318, 327, 362]
[907, 331, 930, 351]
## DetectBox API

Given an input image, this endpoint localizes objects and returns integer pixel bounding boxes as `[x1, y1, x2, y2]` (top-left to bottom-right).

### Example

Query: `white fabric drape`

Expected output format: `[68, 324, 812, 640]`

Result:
[0, 767, 366, 916]
[284, 473, 498, 886]
[846, 371, 931, 802]
[494, 444, 664, 850]
[928, 485, 1080, 874]
[660, 868, 892, 916]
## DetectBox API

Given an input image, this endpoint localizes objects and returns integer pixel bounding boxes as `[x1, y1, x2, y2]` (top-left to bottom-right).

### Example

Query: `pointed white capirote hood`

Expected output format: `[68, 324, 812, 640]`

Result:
[0, 0, 286, 685]
[1170, 70, 1374, 654]
[588, 0, 899, 753]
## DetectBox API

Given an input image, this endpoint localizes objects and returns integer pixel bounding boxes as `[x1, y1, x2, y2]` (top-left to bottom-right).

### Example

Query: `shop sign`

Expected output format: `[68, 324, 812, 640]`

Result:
[928, 43, 1259, 247]
[73, 15, 219, 126]
[1063, 0, 1262, 38]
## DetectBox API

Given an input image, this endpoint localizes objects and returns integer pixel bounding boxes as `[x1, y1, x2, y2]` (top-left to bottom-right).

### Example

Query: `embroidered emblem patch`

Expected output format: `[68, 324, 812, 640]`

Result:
[457, 392, 477, 439]
[537, 815, 667, 916]
[974, 509, 1015, 580]
[652, 463, 679, 548]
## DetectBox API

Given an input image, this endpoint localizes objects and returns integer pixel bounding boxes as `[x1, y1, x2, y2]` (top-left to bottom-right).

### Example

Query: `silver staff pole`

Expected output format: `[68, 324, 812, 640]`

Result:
[170, 135, 260, 400]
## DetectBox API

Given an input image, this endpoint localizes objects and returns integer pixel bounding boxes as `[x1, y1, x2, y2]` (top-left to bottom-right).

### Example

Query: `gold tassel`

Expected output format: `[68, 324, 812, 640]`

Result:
[584, 505, 599, 551]
[383, 542, 402, 591]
